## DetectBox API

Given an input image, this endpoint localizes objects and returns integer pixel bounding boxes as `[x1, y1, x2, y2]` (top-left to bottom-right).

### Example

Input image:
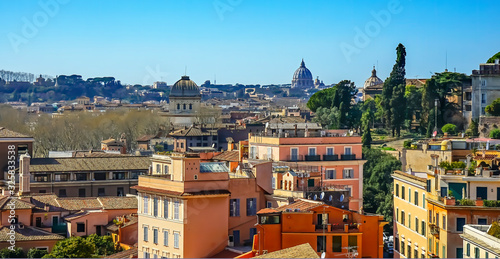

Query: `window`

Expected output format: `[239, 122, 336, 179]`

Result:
[247, 198, 257, 216]
[164, 165, 169, 174]
[415, 217, 419, 233]
[396, 184, 399, 197]
[163, 230, 169, 246]
[475, 247, 480, 258]
[250, 146, 257, 159]
[183, 104, 186, 110]
[308, 147, 316, 156]
[436, 242, 439, 257]
[421, 220, 426, 236]
[94, 173, 106, 180]
[153, 229, 158, 244]
[423, 193, 426, 208]
[443, 215, 446, 230]
[267, 147, 272, 160]
[402, 186, 405, 200]
[326, 169, 336, 179]
[266, 201, 272, 208]
[326, 147, 334, 155]
[271, 177, 276, 189]
[466, 243, 470, 257]
[457, 218, 466, 232]
[396, 208, 399, 222]
[442, 245, 446, 259]
[317, 236, 326, 252]
[163, 199, 169, 219]
[436, 212, 439, 227]
[59, 189, 67, 197]
[485, 251, 489, 258]
[478, 218, 487, 225]
[113, 172, 126, 180]
[332, 236, 342, 252]
[189, 104, 192, 110]
[98, 188, 105, 197]
[414, 191, 419, 206]
[174, 201, 180, 220]
[230, 199, 240, 217]
[153, 197, 158, 217]
[414, 248, 419, 259]
[482, 93, 486, 104]
[348, 236, 357, 248]
[174, 233, 179, 248]
[409, 188, 412, 203]
[144, 226, 148, 241]
[156, 164, 161, 173]
[343, 169, 353, 179]
[177, 104, 180, 110]
[79, 188, 86, 197]
[117, 187, 124, 196]
[457, 248, 463, 258]
[77, 223, 85, 233]
[144, 252, 150, 258]
[426, 179, 431, 192]
[76, 173, 87, 181]
[290, 148, 298, 161]
[144, 196, 149, 214]
[408, 214, 411, 229]
[344, 147, 352, 155]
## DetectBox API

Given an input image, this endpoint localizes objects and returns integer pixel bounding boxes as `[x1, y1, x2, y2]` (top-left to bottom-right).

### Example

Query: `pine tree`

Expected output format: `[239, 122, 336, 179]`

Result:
[382, 43, 406, 136]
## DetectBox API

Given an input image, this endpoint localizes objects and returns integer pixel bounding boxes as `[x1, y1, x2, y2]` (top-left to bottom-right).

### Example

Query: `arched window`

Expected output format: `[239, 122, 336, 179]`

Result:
[183, 104, 186, 110]
[177, 104, 180, 110]
[164, 165, 169, 175]
[156, 164, 161, 174]
[189, 104, 192, 110]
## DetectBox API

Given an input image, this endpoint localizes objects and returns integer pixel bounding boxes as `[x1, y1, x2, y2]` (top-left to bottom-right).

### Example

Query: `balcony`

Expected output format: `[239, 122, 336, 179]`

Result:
[305, 155, 321, 161]
[429, 224, 440, 238]
[341, 154, 356, 160]
[323, 154, 339, 161]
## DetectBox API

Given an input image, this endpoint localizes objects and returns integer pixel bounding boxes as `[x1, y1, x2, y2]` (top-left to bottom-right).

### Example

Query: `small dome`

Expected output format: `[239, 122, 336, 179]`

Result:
[364, 67, 383, 89]
[170, 76, 200, 97]
[293, 59, 313, 80]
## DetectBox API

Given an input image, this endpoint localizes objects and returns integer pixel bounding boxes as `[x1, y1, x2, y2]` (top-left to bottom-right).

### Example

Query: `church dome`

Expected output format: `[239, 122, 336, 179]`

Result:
[170, 76, 200, 97]
[293, 59, 313, 80]
[292, 59, 314, 88]
[364, 67, 383, 89]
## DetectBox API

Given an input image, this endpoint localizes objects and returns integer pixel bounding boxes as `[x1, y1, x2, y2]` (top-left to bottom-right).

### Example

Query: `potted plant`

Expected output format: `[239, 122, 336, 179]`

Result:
[476, 197, 484, 207]
[445, 190, 456, 205]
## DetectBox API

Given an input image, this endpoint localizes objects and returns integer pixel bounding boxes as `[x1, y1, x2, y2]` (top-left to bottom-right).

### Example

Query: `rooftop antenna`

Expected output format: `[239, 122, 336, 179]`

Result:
[445, 51, 448, 72]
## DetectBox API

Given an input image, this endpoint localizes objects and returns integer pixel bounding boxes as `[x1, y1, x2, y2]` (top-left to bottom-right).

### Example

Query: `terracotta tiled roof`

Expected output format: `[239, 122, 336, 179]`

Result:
[259, 199, 323, 213]
[254, 243, 319, 258]
[474, 154, 498, 160]
[169, 126, 217, 137]
[136, 135, 155, 142]
[0, 225, 64, 241]
[56, 197, 102, 210]
[105, 247, 138, 258]
[256, 208, 278, 214]
[0, 127, 31, 138]
[63, 210, 95, 220]
[105, 214, 138, 232]
[30, 194, 64, 212]
[0, 197, 35, 210]
[101, 138, 124, 145]
[213, 151, 239, 162]
[29, 156, 150, 172]
[99, 197, 138, 209]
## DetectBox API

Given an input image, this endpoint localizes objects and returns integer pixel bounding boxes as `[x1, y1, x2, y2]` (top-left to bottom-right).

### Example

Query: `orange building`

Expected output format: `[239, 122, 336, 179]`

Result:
[247, 199, 386, 258]
[248, 128, 366, 210]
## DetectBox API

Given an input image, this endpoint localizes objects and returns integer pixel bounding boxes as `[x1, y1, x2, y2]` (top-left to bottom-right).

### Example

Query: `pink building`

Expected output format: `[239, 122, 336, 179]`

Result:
[248, 128, 366, 211]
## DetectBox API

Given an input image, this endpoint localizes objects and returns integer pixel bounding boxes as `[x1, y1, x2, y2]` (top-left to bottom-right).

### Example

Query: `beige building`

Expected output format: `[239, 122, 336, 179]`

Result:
[461, 224, 500, 258]
[466, 60, 500, 126]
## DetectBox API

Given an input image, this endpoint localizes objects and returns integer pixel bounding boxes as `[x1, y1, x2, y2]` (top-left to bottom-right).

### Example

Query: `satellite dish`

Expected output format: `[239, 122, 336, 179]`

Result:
[320, 192, 325, 200]
[329, 195, 333, 202]
[314, 194, 317, 200]
[340, 194, 345, 202]
[321, 252, 326, 258]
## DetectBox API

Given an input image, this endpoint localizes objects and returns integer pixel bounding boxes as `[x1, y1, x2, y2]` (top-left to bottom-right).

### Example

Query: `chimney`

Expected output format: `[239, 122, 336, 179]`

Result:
[294, 124, 298, 137]
[19, 154, 31, 196]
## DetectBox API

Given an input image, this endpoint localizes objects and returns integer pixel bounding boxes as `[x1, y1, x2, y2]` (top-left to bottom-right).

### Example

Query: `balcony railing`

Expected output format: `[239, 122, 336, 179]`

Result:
[305, 155, 321, 161]
[341, 154, 356, 160]
[323, 154, 339, 161]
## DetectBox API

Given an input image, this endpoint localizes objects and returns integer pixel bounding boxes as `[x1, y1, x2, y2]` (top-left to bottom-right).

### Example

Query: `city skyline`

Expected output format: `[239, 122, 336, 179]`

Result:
[1, 0, 499, 87]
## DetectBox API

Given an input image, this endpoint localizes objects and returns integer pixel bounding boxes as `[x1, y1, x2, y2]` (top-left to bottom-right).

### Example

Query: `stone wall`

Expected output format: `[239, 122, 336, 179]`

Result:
[478, 116, 500, 137]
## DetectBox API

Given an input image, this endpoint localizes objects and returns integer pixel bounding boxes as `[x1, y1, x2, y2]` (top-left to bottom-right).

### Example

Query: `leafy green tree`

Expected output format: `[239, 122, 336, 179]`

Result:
[362, 147, 402, 232]
[312, 107, 341, 129]
[0, 247, 25, 258]
[490, 129, 500, 139]
[485, 98, 500, 116]
[404, 85, 422, 131]
[441, 124, 457, 135]
[86, 234, 117, 256]
[362, 123, 372, 148]
[487, 52, 500, 63]
[469, 119, 479, 137]
[382, 43, 407, 137]
[27, 248, 48, 258]
[43, 236, 95, 258]
[422, 72, 471, 131]
[306, 87, 336, 112]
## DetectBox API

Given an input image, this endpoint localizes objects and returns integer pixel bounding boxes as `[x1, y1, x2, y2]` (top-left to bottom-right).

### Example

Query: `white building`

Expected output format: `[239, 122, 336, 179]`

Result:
[461, 224, 500, 258]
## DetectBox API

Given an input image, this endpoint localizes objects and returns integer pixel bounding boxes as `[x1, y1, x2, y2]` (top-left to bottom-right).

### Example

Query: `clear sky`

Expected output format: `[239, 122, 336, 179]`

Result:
[1, 0, 498, 87]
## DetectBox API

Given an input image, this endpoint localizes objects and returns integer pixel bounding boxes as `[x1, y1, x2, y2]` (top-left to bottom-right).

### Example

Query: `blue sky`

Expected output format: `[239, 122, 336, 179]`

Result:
[1, 0, 498, 87]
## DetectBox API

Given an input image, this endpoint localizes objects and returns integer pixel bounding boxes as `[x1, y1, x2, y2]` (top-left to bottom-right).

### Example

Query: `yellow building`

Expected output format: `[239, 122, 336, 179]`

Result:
[392, 170, 429, 258]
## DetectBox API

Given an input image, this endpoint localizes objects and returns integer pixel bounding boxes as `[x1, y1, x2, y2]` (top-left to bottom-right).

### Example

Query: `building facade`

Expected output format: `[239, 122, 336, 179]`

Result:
[461, 224, 500, 258]
[466, 60, 500, 125]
